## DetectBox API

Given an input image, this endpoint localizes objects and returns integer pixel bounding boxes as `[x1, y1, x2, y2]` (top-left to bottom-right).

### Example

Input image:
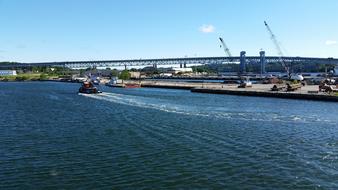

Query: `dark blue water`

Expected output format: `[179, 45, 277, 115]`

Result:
[1, 82, 338, 189]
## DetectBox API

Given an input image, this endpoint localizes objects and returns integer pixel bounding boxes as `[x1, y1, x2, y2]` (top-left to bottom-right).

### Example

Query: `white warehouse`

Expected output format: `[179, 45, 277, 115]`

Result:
[0, 70, 17, 76]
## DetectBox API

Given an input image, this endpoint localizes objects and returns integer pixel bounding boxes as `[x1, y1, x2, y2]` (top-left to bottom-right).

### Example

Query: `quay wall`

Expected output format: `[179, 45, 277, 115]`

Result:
[191, 88, 338, 102]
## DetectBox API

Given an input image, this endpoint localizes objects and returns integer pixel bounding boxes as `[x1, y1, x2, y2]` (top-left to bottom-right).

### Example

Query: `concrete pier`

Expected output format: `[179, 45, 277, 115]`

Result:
[191, 88, 338, 102]
[136, 80, 338, 102]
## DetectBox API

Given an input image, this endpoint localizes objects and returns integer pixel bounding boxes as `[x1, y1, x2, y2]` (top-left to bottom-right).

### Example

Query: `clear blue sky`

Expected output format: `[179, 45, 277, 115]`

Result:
[0, 0, 338, 62]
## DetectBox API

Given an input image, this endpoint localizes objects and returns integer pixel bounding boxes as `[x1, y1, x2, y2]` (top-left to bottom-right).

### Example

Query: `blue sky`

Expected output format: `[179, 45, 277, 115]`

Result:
[0, 0, 338, 62]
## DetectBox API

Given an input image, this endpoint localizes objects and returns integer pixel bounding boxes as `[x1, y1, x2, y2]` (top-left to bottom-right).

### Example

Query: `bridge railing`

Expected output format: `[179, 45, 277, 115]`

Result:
[1, 56, 338, 69]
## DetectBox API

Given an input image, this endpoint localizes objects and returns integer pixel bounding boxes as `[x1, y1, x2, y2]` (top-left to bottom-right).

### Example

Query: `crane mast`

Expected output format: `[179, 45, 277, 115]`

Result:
[264, 21, 290, 77]
[219, 37, 232, 57]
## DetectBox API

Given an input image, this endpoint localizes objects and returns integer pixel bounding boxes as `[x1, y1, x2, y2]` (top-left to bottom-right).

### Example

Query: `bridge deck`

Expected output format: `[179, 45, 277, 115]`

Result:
[1, 56, 338, 69]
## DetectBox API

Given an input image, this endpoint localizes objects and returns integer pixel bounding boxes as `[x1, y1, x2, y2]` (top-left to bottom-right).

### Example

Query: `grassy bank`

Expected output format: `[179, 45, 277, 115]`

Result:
[0, 73, 61, 81]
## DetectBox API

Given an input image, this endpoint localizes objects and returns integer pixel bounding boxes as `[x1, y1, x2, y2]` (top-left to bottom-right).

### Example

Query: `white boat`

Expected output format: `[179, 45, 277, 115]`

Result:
[106, 79, 117, 87]
[290, 74, 304, 81]
[238, 77, 252, 88]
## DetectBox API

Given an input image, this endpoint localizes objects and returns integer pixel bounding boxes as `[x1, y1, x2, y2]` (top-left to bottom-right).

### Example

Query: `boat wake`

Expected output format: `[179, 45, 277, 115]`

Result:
[79, 92, 335, 124]
[79, 92, 203, 116]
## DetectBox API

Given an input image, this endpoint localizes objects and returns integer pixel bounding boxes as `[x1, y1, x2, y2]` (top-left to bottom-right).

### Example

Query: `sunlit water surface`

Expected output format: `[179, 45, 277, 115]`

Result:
[1, 82, 337, 189]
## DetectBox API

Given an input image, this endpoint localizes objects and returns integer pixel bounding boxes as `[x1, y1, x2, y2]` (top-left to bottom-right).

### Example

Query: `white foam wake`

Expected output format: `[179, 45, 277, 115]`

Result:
[79, 92, 206, 116]
[78, 92, 336, 124]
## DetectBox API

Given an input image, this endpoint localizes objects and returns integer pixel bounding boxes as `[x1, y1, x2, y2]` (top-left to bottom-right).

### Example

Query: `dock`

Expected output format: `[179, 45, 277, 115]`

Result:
[137, 80, 338, 102]
[140, 81, 223, 90]
[191, 88, 338, 102]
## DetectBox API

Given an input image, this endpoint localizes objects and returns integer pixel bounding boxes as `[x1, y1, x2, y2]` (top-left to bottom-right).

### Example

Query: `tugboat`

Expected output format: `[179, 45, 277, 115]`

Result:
[78, 81, 102, 94]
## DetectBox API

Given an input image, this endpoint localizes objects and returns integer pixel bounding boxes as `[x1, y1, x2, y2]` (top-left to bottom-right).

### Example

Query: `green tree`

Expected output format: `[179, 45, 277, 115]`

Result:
[111, 69, 119, 77]
[15, 76, 28, 81]
[119, 70, 131, 80]
[39, 73, 48, 80]
[79, 69, 85, 76]
[31, 66, 39, 73]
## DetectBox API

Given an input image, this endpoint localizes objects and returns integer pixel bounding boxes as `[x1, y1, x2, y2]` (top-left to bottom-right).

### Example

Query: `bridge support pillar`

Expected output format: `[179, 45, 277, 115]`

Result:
[240, 51, 246, 74]
[184, 63, 187, 68]
[124, 64, 127, 70]
[180, 64, 183, 68]
[260, 51, 266, 74]
[153, 63, 157, 69]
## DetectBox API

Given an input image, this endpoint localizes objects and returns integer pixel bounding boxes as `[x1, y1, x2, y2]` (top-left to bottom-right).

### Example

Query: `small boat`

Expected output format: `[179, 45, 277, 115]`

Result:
[238, 77, 252, 88]
[92, 79, 100, 85]
[290, 74, 304, 81]
[78, 82, 102, 94]
[105, 78, 141, 88]
[105, 78, 117, 87]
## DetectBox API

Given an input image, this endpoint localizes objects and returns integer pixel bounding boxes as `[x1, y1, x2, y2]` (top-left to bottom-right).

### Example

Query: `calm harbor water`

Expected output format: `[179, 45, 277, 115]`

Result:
[1, 82, 338, 189]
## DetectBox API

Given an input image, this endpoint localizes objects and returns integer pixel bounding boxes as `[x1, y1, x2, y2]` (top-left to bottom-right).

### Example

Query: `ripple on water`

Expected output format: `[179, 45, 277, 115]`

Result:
[1, 82, 338, 189]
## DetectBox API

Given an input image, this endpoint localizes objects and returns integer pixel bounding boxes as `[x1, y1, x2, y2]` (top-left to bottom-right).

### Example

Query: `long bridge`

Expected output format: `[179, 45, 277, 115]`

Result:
[1, 51, 338, 71]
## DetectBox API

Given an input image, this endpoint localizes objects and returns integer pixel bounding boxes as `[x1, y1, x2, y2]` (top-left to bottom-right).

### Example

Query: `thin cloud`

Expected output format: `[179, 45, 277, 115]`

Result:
[199, 24, 215, 33]
[325, 40, 337, 46]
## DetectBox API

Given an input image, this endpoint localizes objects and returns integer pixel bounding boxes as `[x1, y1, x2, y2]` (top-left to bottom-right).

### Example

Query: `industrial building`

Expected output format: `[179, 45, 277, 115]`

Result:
[170, 67, 193, 74]
[0, 70, 17, 76]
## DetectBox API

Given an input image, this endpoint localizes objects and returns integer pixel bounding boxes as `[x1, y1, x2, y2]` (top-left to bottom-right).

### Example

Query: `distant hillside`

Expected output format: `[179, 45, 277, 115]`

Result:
[0, 62, 19, 65]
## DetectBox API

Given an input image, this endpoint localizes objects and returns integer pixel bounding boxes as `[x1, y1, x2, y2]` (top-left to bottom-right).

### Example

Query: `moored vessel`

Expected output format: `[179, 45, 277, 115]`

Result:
[106, 83, 141, 88]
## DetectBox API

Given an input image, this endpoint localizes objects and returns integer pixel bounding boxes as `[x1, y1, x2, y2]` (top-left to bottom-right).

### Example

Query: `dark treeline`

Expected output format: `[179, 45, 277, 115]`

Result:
[0, 62, 18, 65]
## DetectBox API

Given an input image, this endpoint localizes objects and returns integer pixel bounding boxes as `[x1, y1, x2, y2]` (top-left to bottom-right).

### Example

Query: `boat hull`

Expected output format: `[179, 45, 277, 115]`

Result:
[78, 87, 101, 94]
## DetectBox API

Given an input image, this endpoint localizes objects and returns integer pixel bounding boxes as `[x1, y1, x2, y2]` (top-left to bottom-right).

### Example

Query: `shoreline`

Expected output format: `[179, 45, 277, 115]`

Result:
[1, 79, 337, 102]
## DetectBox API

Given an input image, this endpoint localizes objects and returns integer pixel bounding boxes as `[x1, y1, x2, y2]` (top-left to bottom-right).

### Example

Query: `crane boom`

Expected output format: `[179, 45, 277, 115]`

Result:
[264, 21, 290, 76]
[219, 37, 232, 57]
